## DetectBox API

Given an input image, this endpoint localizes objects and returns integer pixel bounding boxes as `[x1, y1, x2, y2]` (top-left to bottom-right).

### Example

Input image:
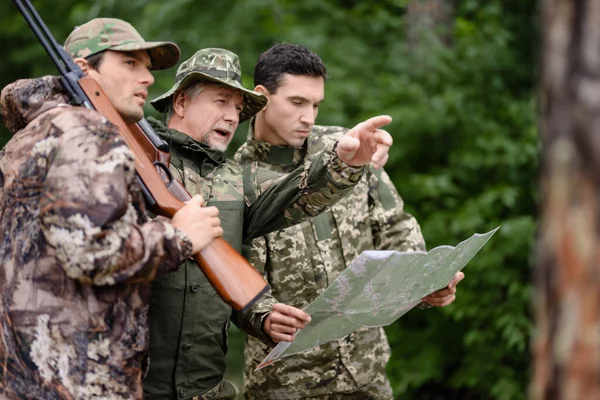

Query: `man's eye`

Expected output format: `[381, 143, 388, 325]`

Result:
[292, 101, 302, 105]
[125, 60, 135, 66]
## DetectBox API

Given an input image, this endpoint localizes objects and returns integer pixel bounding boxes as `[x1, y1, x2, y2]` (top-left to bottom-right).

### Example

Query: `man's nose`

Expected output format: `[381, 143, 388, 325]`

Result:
[140, 68, 155, 86]
[300, 107, 317, 126]
[224, 105, 240, 125]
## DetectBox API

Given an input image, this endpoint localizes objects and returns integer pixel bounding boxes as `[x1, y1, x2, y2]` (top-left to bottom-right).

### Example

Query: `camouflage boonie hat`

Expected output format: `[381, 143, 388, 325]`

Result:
[150, 48, 267, 122]
[64, 18, 180, 70]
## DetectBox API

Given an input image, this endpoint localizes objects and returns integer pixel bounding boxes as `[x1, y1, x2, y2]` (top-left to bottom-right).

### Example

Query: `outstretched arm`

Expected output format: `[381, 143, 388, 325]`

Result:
[243, 116, 393, 240]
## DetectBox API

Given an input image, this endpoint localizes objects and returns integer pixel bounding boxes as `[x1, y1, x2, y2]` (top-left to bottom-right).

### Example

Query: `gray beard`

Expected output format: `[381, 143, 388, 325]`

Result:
[200, 132, 228, 152]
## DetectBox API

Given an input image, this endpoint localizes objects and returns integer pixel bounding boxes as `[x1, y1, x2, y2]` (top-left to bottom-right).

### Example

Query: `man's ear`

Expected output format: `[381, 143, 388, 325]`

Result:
[73, 57, 90, 74]
[172, 91, 187, 118]
[254, 85, 270, 110]
[254, 85, 269, 96]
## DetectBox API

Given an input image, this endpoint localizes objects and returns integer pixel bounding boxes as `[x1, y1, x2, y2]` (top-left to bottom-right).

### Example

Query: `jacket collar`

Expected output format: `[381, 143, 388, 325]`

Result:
[245, 117, 307, 167]
[147, 116, 226, 176]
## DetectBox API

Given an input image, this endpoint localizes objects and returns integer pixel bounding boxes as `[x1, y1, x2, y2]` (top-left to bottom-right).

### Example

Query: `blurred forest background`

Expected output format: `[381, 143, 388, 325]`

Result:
[0, 0, 538, 399]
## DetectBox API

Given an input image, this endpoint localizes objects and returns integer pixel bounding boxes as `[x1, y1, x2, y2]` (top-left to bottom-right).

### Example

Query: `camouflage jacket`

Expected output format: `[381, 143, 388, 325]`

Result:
[0, 76, 193, 400]
[234, 123, 426, 399]
[143, 118, 365, 400]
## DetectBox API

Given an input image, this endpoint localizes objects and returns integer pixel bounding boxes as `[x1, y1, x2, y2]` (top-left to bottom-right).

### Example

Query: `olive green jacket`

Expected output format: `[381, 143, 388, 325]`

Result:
[143, 118, 364, 400]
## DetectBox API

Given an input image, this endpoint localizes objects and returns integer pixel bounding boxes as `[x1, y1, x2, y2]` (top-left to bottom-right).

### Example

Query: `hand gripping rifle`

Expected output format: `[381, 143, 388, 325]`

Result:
[13, 0, 269, 313]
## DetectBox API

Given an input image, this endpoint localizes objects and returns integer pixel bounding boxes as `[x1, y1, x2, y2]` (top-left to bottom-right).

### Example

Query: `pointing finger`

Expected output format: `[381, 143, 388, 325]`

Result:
[360, 115, 393, 131]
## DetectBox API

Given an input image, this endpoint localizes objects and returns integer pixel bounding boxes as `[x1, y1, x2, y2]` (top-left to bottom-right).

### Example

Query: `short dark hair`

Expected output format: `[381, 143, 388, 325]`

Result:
[85, 51, 106, 70]
[254, 43, 328, 93]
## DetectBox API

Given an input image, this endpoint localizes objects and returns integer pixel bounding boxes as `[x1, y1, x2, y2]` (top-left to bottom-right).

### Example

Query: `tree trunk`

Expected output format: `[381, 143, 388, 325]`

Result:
[534, 0, 600, 399]
[406, 0, 454, 47]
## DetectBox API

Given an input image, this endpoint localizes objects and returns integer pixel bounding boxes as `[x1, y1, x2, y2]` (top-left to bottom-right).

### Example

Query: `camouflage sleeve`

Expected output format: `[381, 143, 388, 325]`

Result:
[243, 143, 364, 240]
[368, 167, 426, 252]
[232, 237, 277, 345]
[40, 118, 193, 286]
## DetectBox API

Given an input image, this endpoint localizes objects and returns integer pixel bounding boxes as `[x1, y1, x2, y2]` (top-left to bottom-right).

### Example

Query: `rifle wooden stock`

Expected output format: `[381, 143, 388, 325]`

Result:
[79, 77, 269, 312]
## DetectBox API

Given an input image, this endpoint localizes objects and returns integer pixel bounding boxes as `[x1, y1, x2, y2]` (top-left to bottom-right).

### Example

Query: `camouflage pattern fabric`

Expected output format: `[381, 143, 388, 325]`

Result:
[0, 76, 192, 400]
[234, 122, 426, 400]
[143, 118, 366, 400]
[150, 48, 267, 122]
[64, 18, 180, 70]
[190, 380, 237, 400]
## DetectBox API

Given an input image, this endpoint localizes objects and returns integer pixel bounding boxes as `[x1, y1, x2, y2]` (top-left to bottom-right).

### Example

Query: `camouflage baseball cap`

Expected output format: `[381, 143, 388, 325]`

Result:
[150, 48, 267, 122]
[64, 18, 180, 70]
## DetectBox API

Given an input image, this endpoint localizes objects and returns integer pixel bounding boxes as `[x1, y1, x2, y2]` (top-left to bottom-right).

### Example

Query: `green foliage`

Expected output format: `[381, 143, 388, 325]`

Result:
[380, 1, 538, 398]
[1, 0, 537, 398]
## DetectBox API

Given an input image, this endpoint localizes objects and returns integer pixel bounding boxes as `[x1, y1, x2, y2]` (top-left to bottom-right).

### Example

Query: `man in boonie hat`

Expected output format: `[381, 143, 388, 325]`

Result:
[64, 17, 181, 124]
[142, 47, 394, 400]
[151, 47, 267, 151]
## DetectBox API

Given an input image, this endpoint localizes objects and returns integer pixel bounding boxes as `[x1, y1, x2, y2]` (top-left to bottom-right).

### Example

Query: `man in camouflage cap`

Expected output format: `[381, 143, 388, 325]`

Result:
[64, 17, 180, 124]
[234, 43, 465, 399]
[0, 18, 223, 399]
[64, 17, 179, 69]
[142, 48, 397, 400]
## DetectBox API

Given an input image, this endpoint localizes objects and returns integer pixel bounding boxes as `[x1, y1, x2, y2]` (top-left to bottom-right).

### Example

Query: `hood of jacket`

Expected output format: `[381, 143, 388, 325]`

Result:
[0, 75, 71, 134]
